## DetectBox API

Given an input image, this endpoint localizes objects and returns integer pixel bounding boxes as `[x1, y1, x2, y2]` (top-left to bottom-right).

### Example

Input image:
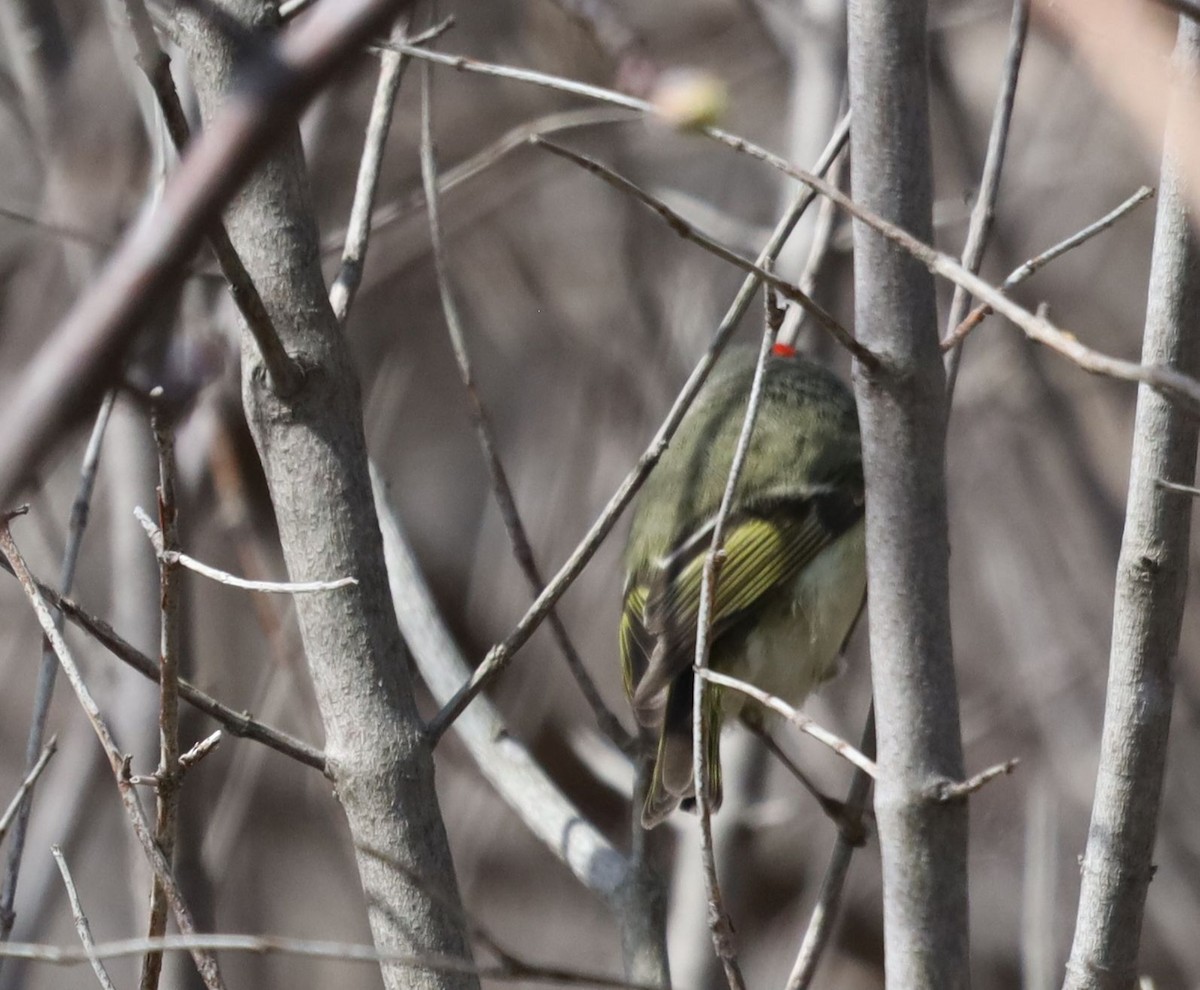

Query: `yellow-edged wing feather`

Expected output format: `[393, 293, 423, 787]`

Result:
[630, 503, 846, 715]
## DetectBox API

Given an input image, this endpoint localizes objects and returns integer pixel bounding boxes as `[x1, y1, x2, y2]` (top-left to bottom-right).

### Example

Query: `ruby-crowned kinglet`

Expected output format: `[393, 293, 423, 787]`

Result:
[620, 342, 866, 828]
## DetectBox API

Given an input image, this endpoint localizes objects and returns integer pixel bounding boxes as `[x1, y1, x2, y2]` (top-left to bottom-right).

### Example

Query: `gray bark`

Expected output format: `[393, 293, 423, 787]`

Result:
[846, 0, 969, 986]
[1063, 20, 1200, 990]
[174, 6, 477, 990]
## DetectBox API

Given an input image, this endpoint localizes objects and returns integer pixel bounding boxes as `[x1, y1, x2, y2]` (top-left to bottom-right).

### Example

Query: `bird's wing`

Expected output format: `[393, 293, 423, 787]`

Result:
[624, 491, 862, 723]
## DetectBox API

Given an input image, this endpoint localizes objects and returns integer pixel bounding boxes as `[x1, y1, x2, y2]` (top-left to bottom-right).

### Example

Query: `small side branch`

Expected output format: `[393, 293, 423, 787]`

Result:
[697, 670, 878, 778]
[942, 186, 1154, 351]
[786, 708, 876, 990]
[1, 392, 115, 947]
[927, 759, 1020, 802]
[0, 932, 658, 990]
[943, 0, 1029, 397]
[135, 507, 356, 592]
[330, 16, 413, 323]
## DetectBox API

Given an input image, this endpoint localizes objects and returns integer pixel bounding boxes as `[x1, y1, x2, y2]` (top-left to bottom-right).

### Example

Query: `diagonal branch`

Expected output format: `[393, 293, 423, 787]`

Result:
[943, 0, 1029, 398]
[418, 50, 631, 751]
[0, 0, 421, 509]
[0, 514, 224, 989]
[116, 0, 301, 394]
[426, 112, 851, 741]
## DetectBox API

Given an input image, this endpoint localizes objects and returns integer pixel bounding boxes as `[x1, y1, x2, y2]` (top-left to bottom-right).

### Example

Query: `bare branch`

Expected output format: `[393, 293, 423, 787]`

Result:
[0, 0, 423, 509]
[532, 137, 878, 369]
[1064, 20, 1200, 989]
[0, 932, 658, 990]
[323, 107, 632, 256]
[418, 52, 631, 750]
[944, 0, 1029, 397]
[690, 329, 785, 990]
[786, 709, 875, 990]
[697, 670, 878, 778]
[847, 0, 968, 983]
[330, 15, 413, 323]
[178, 731, 222, 772]
[174, 3, 477, 985]
[0, 556, 328, 772]
[927, 759, 1019, 802]
[426, 111, 850, 742]
[50, 848, 117, 990]
[116, 0, 301, 394]
[135, 506, 357, 592]
[388, 42, 1200, 409]
[1, 392, 115, 947]
[0, 739, 57, 845]
[1155, 477, 1200, 497]
[370, 469, 674, 984]
[0, 518, 224, 989]
[139, 399, 183, 990]
[942, 186, 1155, 351]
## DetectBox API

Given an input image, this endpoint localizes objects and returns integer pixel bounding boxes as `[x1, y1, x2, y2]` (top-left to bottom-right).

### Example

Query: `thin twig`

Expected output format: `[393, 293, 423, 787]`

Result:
[0, 0, 432, 510]
[117, 0, 301, 395]
[330, 15, 413, 323]
[533, 137, 877, 369]
[390, 43, 1200, 407]
[0, 738, 57, 846]
[0, 561, 329, 773]
[942, 186, 1155, 351]
[51, 848, 117, 990]
[0, 932, 659, 990]
[0, 203, 113, 250]
[753, 156, 1200, 408]
[690, 327, 781, 990]
[697, 670, 878, 778]
[426, 111, 851, 742]
[778, 142, 847, 349]
[134, 507, 356, 593]
[943, 0, 1029, 398]
[1, 392, 115, 946]
[786, 708, 876, 990]
[418, 49, 631, 750]
[0, 516, 224, 989]
[322, 107, 633, 257]
[928, 759, 1020, 802]
[747, 721, 868, 845]
[1155, 477, 1200, 497]
[140, 399, 182, 990]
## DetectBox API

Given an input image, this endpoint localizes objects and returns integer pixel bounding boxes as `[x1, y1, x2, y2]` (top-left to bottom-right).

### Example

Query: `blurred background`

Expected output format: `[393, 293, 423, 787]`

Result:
[0, 0, 1197, 987]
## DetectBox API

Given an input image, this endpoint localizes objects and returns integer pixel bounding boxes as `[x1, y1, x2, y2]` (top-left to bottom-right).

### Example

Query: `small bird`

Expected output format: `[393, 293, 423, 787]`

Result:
[620, 342, 866, 828]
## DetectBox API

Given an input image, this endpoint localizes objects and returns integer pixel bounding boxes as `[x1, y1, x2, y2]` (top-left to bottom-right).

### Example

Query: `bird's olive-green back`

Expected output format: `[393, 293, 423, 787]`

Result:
[623, 345, 861, 578]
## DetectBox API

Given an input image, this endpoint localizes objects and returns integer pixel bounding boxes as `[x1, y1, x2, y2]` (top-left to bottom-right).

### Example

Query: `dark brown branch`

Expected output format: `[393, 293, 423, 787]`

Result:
[0, 0, 420, 509]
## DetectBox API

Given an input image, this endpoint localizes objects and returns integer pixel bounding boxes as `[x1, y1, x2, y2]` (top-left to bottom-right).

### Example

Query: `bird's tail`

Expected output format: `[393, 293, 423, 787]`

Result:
[641, 674, 723, 828]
